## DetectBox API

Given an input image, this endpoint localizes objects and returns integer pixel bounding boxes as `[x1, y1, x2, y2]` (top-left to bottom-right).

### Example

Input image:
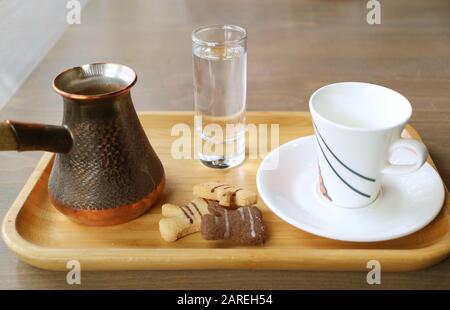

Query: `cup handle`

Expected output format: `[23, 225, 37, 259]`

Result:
[382, 138, 428, 175]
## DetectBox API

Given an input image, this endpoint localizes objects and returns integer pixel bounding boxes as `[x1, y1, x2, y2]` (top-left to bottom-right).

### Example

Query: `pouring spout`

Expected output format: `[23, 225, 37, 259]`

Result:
[0, 120, 73, 153]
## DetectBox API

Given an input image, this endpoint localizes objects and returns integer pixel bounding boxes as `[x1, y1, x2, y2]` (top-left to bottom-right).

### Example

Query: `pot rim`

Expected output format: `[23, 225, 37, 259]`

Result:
[52, 63, 137, 100]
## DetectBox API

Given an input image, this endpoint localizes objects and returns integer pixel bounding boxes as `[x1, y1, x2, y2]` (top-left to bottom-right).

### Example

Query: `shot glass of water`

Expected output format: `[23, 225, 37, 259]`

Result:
[192, 24, 247, 169]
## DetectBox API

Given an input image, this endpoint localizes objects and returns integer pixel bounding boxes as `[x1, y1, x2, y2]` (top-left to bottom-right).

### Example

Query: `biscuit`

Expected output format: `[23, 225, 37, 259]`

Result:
[201, 206, 266, 245]
[193, 182, 257, 208]
[159, 198, 210, 242]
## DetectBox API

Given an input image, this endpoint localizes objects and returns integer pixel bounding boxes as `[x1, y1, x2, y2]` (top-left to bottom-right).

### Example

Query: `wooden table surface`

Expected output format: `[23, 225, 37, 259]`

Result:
[0, 0, 449, 289]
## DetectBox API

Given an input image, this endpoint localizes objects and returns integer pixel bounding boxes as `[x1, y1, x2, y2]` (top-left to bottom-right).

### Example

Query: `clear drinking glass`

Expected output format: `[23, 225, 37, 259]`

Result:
[192, 24, 247, 169]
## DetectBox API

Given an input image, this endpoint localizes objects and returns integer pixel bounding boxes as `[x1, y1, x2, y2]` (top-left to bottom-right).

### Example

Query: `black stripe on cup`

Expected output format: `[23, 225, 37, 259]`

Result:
[314, 135, 371, 199]
[313, 122, 376, 183]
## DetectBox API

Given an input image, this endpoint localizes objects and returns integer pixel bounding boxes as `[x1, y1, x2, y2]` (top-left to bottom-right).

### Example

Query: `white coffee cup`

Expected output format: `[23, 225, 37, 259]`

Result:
[309, 82, 428, 208]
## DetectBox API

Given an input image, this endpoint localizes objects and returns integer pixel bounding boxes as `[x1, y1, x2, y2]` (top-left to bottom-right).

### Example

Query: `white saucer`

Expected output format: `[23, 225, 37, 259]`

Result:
[256, 135, 445, 242]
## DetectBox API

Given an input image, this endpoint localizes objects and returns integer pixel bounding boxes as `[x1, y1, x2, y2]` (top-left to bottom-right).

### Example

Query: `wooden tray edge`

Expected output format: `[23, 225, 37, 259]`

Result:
[2, 112, 449, 272]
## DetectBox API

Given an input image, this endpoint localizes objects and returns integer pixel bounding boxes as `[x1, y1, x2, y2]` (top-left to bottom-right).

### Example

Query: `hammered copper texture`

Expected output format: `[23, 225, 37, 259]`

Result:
[48, 92, 164, 213]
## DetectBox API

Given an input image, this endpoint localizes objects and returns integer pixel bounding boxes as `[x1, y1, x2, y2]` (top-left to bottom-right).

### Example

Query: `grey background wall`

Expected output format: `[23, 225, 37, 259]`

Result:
[0, 0, 88, 109]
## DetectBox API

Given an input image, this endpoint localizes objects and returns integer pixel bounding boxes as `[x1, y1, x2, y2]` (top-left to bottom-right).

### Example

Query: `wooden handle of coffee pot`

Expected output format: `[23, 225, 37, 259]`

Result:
[0, 120, 73, 153]
[0, 121, 19, 150]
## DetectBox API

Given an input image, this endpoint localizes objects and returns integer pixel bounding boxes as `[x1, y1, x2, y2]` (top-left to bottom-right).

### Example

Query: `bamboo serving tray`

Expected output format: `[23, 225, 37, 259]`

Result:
[2, 112, 449, 271]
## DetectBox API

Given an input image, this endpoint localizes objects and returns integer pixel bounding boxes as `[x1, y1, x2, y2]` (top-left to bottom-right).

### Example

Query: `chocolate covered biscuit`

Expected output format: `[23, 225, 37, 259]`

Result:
[201, 206, 266, 245]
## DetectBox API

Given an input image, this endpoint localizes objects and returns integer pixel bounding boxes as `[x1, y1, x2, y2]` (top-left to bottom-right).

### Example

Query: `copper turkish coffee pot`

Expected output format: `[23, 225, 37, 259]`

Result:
[0, 63, 165, 226]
